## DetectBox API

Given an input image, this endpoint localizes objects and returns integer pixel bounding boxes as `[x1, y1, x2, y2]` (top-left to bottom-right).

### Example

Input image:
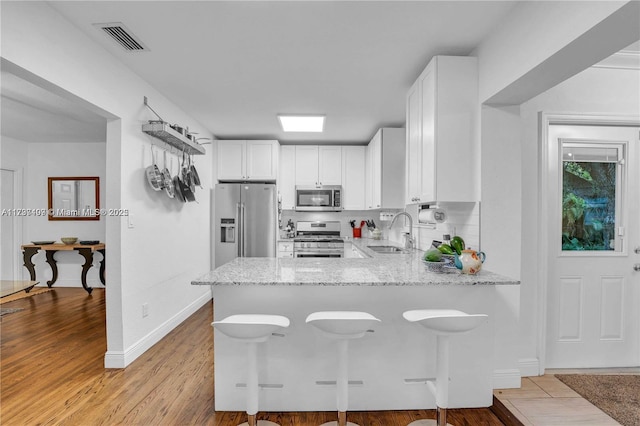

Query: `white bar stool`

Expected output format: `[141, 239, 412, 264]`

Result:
[212, 314, 290, 426]
[306, 311, 381, 426]
[403, 309, 488, 426]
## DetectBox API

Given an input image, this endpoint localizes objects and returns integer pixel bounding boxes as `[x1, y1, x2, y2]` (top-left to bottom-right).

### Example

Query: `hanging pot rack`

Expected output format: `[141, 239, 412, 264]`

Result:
[141, 96, 206, 155]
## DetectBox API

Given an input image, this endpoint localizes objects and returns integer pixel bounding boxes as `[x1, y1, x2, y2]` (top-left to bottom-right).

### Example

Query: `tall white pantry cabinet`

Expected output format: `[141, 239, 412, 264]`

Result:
[406, 56, 479, 204]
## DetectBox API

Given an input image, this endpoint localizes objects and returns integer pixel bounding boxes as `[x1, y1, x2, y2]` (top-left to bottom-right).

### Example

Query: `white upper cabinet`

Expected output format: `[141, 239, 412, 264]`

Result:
[217, 140, 279, 182]
[318, 146, 342, 185]
[279, 145, 296, 210]
[365, 128, 405, 210]
[405, 56, 479, 204]
[295, 145, 342, 186]
[341, 146, 366, 210]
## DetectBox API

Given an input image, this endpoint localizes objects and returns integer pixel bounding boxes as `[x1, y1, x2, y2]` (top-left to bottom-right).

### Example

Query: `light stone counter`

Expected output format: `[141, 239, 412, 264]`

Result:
[193, 239, 519, 413]
[192, 238, 518, 287]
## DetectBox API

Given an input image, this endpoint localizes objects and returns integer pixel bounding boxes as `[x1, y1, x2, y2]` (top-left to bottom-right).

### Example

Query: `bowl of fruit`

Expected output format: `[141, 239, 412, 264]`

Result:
[422, 248, 449, 273]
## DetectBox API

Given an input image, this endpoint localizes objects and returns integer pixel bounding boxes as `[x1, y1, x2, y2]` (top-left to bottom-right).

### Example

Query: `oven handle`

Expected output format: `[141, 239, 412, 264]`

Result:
[294, 252, 344, 258]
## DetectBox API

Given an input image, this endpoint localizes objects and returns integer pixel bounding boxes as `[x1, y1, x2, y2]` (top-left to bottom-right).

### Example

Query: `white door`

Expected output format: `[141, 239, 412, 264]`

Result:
[546, 125, 640, 368]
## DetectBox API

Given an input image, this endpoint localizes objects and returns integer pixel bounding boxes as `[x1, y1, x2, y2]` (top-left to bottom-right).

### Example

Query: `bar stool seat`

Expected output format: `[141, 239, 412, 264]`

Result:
[306, 311, 381, 426]
[213, 314, 290, 426]
[403, 309, 488, 426]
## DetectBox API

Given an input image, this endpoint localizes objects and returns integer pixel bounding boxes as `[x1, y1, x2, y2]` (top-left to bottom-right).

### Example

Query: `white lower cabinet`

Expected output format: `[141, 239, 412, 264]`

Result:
[277, 241, 294, 258]
[343, 242, 367, 258]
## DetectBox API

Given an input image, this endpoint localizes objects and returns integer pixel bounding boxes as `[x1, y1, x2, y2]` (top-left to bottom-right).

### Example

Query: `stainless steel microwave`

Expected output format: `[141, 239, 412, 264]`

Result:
[295, 185, 342, 211]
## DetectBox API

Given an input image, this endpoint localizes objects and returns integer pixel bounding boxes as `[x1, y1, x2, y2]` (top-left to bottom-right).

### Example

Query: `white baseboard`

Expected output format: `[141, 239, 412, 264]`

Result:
[104, 291, 212, 368]
[518, 358, 541, 377]
[493, 369, 521, 389]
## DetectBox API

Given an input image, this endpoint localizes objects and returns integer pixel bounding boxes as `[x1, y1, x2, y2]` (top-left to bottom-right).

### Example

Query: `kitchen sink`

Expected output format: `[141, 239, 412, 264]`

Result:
[367, 245, 408, 254]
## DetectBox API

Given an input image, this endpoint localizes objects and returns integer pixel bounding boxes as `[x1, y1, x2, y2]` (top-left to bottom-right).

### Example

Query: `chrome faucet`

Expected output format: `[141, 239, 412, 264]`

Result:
[389, 212, 415, 249]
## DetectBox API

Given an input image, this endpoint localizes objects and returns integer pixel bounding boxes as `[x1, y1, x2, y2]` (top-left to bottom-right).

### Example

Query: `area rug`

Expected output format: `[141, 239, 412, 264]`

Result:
[555, 374, 640, 426]
[0, 287, 53, 304]
[0, 307, 26, 317]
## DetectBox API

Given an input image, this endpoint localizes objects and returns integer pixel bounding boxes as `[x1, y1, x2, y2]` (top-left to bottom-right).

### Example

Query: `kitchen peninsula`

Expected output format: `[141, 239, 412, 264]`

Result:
[192, 240, 519, 412]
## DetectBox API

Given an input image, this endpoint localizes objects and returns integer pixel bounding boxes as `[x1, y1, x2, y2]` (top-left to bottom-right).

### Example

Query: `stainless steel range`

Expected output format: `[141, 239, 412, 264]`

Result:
[294, 221, 344, 258]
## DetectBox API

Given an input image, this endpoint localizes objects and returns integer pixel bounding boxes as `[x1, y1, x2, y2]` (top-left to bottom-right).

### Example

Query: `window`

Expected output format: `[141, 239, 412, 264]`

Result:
[560, 142, 624, 252]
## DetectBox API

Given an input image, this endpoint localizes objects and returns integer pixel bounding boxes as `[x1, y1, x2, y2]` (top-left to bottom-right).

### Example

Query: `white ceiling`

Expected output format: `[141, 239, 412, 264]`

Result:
[44, 1, 518, 144]
[2, 2, 637, 146]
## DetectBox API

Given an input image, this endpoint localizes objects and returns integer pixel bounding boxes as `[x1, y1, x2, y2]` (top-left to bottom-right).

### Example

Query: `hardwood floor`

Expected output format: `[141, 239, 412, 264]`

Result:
[0, 288, 505, 425]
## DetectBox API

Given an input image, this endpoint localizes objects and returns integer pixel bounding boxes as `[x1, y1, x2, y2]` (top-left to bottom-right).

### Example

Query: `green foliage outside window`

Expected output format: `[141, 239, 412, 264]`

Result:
[562, 161, 615, 251]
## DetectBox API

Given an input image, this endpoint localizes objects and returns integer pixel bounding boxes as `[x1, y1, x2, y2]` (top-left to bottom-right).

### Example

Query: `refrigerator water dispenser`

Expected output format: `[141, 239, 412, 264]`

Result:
[220, 218, 235, 243]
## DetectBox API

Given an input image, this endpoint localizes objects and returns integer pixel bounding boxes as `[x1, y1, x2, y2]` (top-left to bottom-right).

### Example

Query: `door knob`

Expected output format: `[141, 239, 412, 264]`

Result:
[634, 264, 640, 272]
[635, 246, 640, 254]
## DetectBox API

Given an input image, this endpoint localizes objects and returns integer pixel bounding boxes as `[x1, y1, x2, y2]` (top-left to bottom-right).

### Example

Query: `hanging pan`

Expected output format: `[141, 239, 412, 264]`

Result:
[145, 145, 163, 191]
[162, 150, 175, 199]
[172, 152, 186, 202]
[180, 151, 196, 202]
[188, 153, 201, 188]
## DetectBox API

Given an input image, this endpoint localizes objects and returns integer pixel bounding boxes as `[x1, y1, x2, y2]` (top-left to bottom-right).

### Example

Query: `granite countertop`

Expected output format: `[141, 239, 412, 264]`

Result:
[193, 238, 519, 287]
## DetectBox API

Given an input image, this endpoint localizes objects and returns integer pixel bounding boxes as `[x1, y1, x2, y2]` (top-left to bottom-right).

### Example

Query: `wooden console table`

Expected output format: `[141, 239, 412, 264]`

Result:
[20, 243, 105, 294]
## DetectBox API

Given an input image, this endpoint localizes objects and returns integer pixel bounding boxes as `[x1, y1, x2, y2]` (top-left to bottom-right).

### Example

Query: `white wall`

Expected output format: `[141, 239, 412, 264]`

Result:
[473, 0, 639, 378]
[2, 2, 214, 367]
[517, 65, 640, 369]
[21, 141, 106, 287]
[475, 1, 629, 103]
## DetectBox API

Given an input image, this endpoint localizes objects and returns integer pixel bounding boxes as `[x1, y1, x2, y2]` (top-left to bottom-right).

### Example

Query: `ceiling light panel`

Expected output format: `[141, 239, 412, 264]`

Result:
[278, 115, 325, 132]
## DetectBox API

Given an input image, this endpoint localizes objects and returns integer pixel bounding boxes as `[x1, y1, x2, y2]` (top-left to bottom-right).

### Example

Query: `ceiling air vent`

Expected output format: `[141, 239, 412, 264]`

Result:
[93, 22, 149, 51]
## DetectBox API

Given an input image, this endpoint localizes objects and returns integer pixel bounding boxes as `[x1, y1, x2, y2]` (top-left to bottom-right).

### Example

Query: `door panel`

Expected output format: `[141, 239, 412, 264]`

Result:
[546, 125, 639, 368]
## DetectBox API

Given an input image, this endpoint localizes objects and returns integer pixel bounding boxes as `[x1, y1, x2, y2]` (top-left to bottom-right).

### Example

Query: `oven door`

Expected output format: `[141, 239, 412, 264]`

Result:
[295, 186, 341, 211]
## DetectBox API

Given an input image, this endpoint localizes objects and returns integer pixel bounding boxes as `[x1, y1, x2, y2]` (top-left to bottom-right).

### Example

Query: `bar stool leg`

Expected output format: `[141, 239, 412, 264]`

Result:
[408, 335, 453, 426]
[321, 339, 358, 426]
[242, 342, 279, 426]
[435, 334, 451, 426]
[337, 339, 348, 425]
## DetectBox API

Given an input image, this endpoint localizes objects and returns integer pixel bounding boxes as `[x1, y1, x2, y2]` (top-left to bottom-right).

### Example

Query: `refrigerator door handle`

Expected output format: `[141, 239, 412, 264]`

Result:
[240, 202, 246, 257]
[237, 202, 242, 257]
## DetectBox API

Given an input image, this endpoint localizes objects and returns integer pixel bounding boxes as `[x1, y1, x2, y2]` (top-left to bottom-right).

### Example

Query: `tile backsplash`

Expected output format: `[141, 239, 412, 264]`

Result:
[387, 202, 480, 252]
[282, 202, 479, 253]
[281, 209, 401, 239]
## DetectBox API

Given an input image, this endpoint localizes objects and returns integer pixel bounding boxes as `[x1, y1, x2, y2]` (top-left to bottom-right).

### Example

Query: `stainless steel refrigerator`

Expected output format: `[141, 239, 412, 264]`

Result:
[214, 183, 277, 267]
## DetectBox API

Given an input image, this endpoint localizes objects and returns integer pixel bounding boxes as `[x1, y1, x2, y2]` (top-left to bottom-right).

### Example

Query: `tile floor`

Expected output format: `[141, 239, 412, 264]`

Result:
[494, 368, 640, 426]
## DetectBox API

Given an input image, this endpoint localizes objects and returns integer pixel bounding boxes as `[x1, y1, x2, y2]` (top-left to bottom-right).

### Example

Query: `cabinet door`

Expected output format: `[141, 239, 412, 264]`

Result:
[318, 146, 342, 185]
[365, 142, 373, 209]
[217, 140, 245, 181]
[406, 82, 421, 204]
[341, 146, 366, 210]
[370, 132, 382, 209]
[246, 140, 278, 180]
[279, 146, 296, 209]
[295, 146, 319, 186]
[419, 64, 436, 203]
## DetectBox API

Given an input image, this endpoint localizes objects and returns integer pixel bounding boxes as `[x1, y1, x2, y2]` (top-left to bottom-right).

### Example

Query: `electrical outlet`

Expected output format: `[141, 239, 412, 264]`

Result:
[142, 303, 149, 318]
